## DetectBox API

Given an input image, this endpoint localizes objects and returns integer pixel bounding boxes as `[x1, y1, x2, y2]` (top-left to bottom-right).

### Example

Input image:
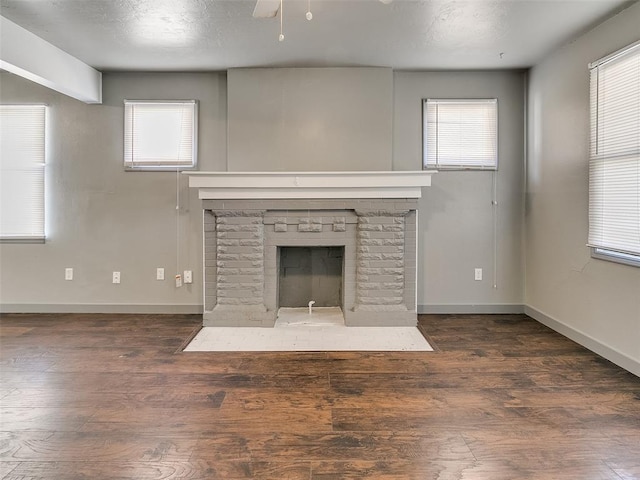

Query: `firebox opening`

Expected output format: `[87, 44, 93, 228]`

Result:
[277, 246, 344, 309]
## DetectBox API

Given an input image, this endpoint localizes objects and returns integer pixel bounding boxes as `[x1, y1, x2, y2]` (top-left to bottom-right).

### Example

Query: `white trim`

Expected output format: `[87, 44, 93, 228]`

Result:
[186, 171, 435, 200]
[123, 100, 198, 170]
[418, 304, 525, 314]
[0, 304, 203, 314]
[525, 305, 640, 378]
[588, 38, 640, 69]
[0, 16, 102, 104]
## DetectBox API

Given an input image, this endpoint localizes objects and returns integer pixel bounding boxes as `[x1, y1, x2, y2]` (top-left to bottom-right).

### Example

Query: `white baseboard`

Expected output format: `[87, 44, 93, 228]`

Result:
[0, 304, 203, 314]
[418, 304, 525, 314]
[525, 305, 640, 378]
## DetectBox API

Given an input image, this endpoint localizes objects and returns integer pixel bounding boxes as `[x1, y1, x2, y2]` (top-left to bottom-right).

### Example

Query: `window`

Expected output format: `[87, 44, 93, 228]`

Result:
[423, 98, 497, 170]
[588, 40, 640, 267]
[0, 105, 46, 242]
[124, 100, 197, 170]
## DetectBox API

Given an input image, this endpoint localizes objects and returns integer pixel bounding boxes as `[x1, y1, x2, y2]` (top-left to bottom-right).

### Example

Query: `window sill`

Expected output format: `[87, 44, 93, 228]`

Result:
[0, 236, 45, 244]
[591, 248, 640, 268]
[125, 165, 197, 172]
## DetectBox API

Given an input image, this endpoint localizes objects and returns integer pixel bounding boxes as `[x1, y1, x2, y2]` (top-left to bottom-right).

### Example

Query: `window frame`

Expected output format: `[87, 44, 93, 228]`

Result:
[588, 40, 640, 268]
[0, 104, 47, 243]
[423, 98, 498, 171]
[123, 99, 198, 171]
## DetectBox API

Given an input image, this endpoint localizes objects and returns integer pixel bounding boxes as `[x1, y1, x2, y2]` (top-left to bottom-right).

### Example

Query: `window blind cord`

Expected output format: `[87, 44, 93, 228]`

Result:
[176, 167, 180, 283]
[492, 170, 498, 289]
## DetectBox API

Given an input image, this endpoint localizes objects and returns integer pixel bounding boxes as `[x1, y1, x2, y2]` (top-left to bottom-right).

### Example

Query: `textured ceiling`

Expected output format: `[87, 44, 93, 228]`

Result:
[0, 0, 633, 71]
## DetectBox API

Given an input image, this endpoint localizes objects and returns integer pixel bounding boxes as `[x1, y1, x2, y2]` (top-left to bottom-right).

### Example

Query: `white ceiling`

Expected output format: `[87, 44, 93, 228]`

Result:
[0, 0, 633, 71]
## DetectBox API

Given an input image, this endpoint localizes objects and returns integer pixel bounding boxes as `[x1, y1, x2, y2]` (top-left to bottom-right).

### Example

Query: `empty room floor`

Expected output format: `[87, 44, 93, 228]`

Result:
[1, 313, 639, 479]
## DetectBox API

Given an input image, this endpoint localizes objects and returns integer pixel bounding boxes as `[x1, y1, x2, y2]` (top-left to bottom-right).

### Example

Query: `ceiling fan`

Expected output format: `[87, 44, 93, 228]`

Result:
[253, 0, 393, 19]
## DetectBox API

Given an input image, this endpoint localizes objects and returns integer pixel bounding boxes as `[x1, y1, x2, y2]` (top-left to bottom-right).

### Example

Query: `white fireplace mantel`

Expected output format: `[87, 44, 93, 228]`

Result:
[185, 171, 436, 200]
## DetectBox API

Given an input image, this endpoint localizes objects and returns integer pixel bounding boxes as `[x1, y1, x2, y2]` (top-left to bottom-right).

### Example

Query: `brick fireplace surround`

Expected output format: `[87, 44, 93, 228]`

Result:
[187, 172, 434, 327]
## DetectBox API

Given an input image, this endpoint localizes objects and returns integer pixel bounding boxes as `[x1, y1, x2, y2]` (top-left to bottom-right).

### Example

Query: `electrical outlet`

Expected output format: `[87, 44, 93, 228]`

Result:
[156, 268, 165, 280]
[65, 268, 73, 281]
[112, 271, 121, 284]
[184, 270, 193, 284]
[474, 268, 483, 281]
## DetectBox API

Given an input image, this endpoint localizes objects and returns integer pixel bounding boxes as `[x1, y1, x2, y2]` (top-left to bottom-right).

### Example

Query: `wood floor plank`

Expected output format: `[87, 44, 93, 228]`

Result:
[0, 462, 19, 479]
[0, 408, 92, 432]
[330, 405, 578, 433]
[1, 312, 639, 479]
[309, 459, 623, 480]
[80, 404, 333, 434]
[0, 431, 196, 462]
[1, 460, 311, 480]
[191, 432, 475, 463]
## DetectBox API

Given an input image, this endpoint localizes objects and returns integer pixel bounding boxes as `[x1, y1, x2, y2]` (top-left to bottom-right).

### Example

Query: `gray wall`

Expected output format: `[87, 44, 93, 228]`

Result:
[0, 67, 526, 313]
[525, 2, 640, 375]
[0, 71, 227, 312]
[394, 71, 526, 312]
[227, 68, 393, 172]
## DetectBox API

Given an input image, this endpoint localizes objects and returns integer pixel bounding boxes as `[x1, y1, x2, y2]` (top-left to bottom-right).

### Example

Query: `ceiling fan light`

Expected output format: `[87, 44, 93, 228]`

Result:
[306, 11, 313, 20]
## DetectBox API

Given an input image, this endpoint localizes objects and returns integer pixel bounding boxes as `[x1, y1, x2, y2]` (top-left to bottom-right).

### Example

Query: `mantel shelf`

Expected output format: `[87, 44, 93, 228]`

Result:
[185, 171, 436, 200]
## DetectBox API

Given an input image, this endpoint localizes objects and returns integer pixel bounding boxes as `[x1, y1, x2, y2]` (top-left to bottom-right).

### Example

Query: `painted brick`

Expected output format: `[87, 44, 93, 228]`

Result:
[204, 239, 218, 249]
[217, 266, 263, 275]
[333, 217, 346, 232]
[217, 297, 263, 305]
[358, 274, 404, 283]
[358, 260, 404, 268]
[217, 216, 263, 225]
[217, 260, 262, 268]
[217, 245, 263, 255]
[356, 296, 404, 305]
[359, 237, 405, 247]
[202, 198, 417, 323]
[358, 253, 384, 261]
[216, 224, 263, 232]
[357, 223, 384, 232]
[217, 275, 263, 283]
[216, 239, 241, 247]
[217, 253, 262, 262]
[205, 296, 217, 310]
[298, 224, 323, 232]
[381, 253, 405, 261]
[357, 286, 403, 295]
[358, 246, 403, 254]
[217, 231, 262, 240]
[357, 282, 404, 290]
[381, 224, 404, 232]
[358, 216, 399, 225]
[358, 267, 404, 276]
[246, 240, 266, 249]
[217, 289, 262, 298]
[358, 232, 401, 240]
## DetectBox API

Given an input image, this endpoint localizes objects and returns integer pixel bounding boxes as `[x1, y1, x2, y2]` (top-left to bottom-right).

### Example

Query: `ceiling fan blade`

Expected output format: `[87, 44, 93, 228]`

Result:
[253, 0, 281, 18]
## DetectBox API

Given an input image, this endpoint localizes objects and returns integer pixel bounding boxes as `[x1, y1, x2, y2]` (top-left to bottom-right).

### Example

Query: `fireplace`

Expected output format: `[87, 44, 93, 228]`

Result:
[187, 171, 435, 327]
[278, 246, 344, 308]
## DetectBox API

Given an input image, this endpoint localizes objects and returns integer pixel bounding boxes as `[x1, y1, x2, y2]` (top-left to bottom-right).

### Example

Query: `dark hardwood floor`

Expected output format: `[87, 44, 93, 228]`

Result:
[0, 313, 639, 479]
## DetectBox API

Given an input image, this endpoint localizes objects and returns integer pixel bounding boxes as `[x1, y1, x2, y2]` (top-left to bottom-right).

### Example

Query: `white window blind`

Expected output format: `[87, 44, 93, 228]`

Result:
[424, 98, 498, 170]
[588, 40, 640, 264]
[0, 105, 46, 242]
[124, 100, 197, 170]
